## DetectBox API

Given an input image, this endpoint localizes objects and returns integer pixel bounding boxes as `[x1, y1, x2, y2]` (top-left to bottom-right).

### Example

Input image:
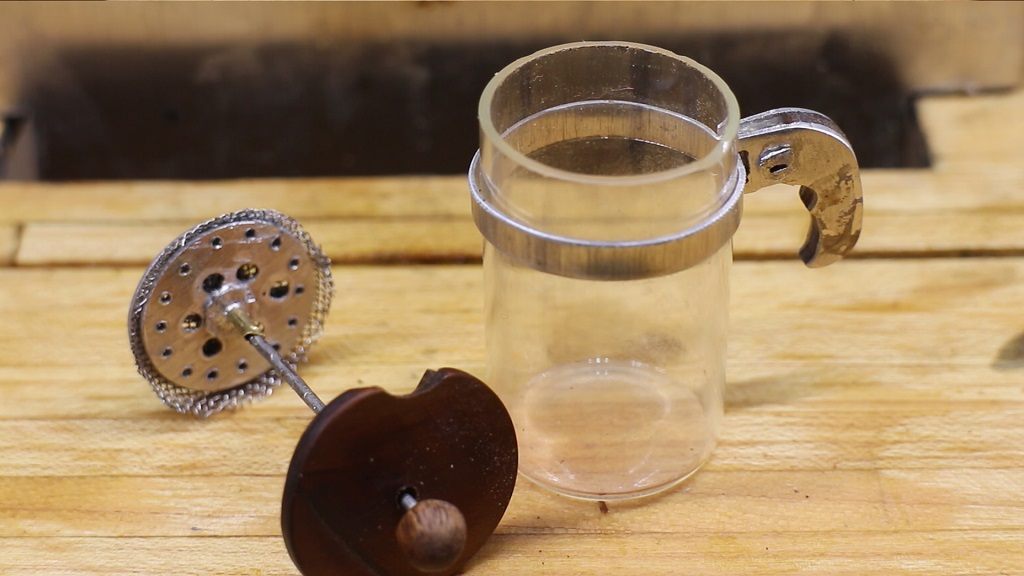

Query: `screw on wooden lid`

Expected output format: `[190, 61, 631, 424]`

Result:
[282, 367, 519, 576]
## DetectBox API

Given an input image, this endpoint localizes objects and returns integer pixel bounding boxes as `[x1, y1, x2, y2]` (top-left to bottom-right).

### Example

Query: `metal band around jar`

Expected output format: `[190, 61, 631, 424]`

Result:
[469, 153, 745, 281]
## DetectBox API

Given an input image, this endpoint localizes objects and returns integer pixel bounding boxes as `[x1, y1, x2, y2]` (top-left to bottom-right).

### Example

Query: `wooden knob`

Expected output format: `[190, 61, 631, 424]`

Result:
[395, 499, 467, 572]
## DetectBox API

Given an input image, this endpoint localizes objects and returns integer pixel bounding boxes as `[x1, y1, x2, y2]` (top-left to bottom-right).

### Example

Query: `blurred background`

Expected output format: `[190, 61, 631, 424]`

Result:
[0, 1, 1021, 181]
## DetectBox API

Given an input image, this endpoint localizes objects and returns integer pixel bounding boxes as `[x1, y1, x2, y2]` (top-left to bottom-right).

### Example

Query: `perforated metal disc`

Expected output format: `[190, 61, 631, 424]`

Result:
[128, 209, 333, 417]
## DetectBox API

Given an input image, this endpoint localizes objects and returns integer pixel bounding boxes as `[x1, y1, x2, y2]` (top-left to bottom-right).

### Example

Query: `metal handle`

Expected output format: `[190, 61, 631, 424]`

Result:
[738, 108, 864, 267]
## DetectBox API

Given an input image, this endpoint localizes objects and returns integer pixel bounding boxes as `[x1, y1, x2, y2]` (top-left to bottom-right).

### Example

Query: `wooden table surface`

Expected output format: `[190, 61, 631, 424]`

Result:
[2, 90, 1023, 575]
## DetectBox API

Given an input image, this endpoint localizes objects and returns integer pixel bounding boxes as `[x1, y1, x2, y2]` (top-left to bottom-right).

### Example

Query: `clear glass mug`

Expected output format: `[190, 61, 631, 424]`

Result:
[468, 42, 863, 500]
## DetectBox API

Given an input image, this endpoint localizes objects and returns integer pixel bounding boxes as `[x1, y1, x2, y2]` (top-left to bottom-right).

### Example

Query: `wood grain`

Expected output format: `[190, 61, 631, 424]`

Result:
[4, 88, 1024, 267]
[0, 177, 468, 224]
[917, 90, 1024, 169]
[1, 532, 1022, 575]
[4, 468, 1023, 538]
[15, 218, 482, 266]
[2, 90, 1024, 575]
[8, 166, 1024, 266]
[2, 261, 1024, 419]
[1, 261, 1023, 573]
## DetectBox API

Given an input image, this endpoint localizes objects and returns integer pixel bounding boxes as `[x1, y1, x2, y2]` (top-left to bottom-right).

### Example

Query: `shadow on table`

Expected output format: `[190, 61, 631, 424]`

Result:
[725, 371, 821, 409]
[992, 331, 1024, 371]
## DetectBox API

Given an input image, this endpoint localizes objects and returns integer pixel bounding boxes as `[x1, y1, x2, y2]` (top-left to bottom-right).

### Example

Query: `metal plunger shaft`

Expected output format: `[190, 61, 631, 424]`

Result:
[246, 333, 325, 413]
[223, 306, 325, 413]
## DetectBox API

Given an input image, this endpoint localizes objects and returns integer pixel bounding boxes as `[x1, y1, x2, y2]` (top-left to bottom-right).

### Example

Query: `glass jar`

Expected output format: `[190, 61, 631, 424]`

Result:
[469, 42, 863, 500]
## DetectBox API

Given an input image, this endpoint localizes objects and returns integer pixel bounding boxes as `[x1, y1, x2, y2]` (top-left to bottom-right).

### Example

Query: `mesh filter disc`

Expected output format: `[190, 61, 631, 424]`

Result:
[128, 209, 333, 417]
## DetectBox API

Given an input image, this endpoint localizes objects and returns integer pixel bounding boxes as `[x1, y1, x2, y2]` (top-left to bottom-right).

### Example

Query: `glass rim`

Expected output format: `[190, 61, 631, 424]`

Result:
[477, 41, 741, 186]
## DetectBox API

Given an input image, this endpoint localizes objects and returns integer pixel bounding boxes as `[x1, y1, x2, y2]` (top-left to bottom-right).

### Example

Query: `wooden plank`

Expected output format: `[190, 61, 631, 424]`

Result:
[1, 531, 1021, 575]
[477, 532, 1023, 575]
[0, 537, 295, 576]
[15, 218, 481, 266]
[2, 468, 1022, 538]
[4, 362, 1024, 422]
[916, 90, 1024, 169]
[3, 260, 1024, 419]
[2, 260, 1024, 573]
[11, 166, 1024, 266]
[3, 254, 1023, 565]
[2, 405, 1022, 476]
[0, 177, 469, 224]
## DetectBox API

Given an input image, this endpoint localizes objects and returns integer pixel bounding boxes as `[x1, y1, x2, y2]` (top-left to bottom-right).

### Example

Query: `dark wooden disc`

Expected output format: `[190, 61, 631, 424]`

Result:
[281, 368, 518, 576]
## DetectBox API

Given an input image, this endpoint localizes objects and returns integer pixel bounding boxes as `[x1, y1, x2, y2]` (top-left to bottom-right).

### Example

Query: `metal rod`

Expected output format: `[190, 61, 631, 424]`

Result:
[399, 492, 419, 511]
[245, 333, 326, 413]
[220, 305, 326, 413]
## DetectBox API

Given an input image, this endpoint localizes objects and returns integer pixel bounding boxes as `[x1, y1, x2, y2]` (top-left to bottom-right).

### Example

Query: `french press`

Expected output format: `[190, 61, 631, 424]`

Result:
[469, 41, 863, 500]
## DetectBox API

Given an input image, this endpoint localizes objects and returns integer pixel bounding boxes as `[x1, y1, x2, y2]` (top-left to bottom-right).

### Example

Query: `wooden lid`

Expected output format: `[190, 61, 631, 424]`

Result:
[282, 368, 518, 576]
